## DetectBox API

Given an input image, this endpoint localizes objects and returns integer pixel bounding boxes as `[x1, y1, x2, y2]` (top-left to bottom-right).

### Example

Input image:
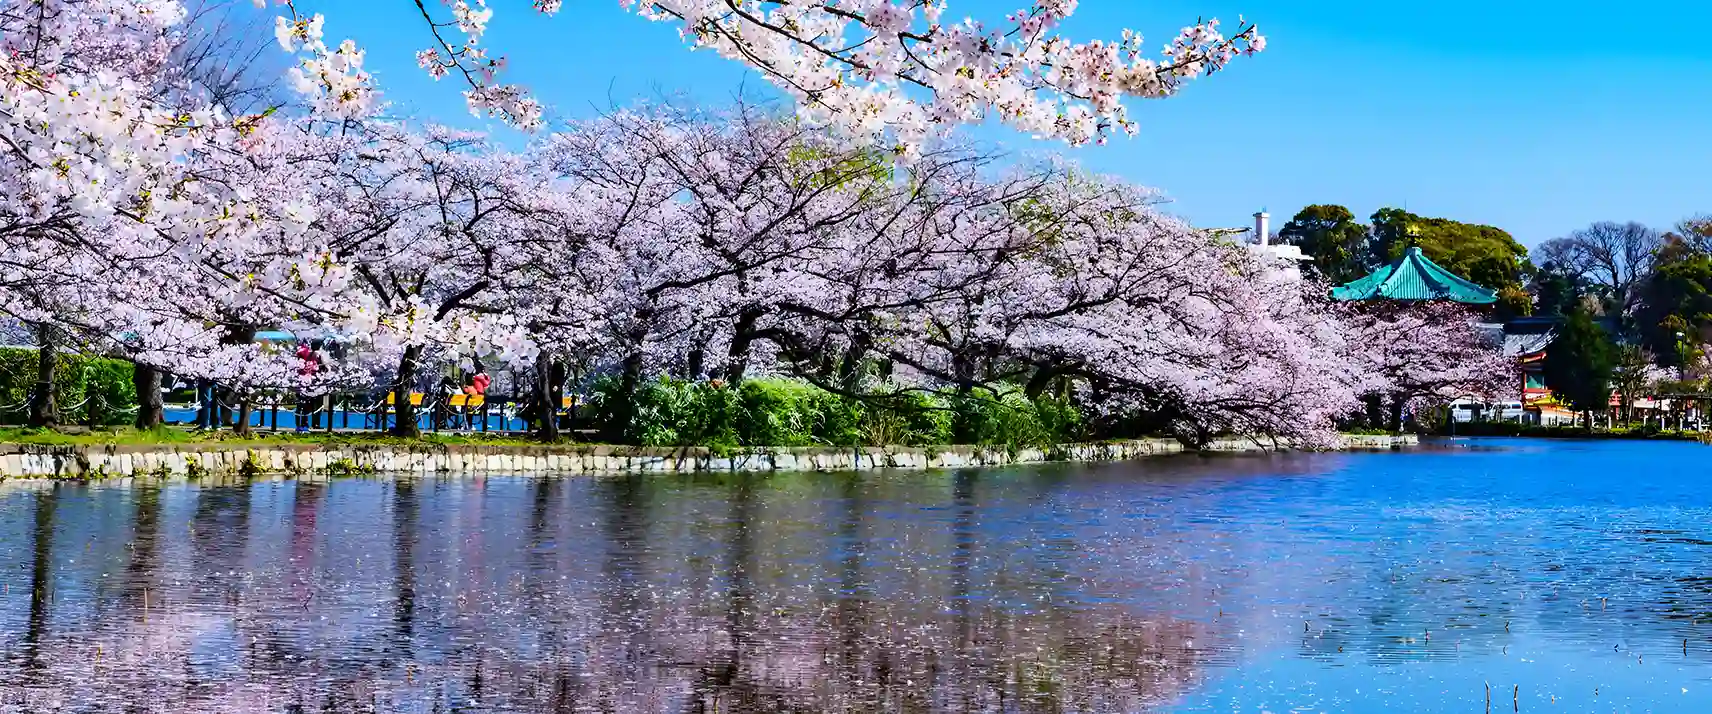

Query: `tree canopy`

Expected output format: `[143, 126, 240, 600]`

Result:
[1368, 208, 1531, 291]
[1531, 260, 1589, 317]
[1278, 204, 1369, 284]
[1541, 306, 1618, 420]
[1637, 247, 1712, 367]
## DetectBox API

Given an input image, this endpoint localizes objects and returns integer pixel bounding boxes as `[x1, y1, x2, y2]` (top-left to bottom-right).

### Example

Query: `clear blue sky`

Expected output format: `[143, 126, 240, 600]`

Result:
[299, 0, 1712, 250]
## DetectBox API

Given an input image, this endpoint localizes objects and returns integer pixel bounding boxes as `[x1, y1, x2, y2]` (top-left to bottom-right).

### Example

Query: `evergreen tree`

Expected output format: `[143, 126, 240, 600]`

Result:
[1278, 204, 1371, 284]
[1531, 261, 1588, 317]
[1542, 306, 1618, 428]
[1637, 248, 1712, 367]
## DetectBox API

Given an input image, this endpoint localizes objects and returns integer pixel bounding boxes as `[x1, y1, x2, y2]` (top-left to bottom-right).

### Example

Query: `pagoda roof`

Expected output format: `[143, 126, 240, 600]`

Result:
[1330, 247, 1497, 303]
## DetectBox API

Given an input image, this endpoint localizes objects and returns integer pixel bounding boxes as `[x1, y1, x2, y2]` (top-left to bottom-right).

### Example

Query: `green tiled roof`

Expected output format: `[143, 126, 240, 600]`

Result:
[1330, 247, 1497, 304]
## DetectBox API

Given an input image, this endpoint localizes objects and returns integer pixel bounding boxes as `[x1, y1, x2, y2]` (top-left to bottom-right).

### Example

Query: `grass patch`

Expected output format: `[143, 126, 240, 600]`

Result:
[0, 426, 564, 448]
[1439, 422, 1701, 441]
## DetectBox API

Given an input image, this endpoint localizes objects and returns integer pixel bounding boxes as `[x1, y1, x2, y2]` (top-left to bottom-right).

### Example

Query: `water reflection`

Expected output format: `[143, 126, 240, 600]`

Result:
[2, 440, 1712, 712]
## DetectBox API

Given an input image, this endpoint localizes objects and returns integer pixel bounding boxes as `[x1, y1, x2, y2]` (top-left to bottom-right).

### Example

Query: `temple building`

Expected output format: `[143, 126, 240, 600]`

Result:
[1331, 245, 1521, 422]
[1491, 316, 1570, 424]
[1330, 247, 1497, 304]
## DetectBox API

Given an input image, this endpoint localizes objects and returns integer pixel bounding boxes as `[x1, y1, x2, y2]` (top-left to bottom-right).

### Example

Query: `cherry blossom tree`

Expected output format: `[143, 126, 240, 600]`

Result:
[268, 0, 1264, 150]
[1339, 301, 1513, 431]
[1, 1, 1474, 449]
[0, 0, 379, 430]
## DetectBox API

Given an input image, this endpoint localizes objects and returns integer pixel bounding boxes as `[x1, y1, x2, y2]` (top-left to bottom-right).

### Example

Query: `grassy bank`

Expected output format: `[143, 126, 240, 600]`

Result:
[0, 426, 549, 448]
[1439, 422, 1702, 441]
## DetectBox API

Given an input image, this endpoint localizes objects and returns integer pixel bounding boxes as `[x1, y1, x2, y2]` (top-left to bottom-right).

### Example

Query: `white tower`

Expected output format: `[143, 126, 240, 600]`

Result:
[1253, 211, 1270, 246]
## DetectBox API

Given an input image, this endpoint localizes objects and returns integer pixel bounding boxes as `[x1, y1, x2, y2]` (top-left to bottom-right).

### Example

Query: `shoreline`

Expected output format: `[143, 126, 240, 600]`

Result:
[0, 434, 1417, 480]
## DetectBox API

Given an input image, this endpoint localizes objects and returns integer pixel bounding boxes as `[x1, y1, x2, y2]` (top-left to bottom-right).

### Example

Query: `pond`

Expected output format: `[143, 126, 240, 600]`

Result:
[1, 438, 1709, 712]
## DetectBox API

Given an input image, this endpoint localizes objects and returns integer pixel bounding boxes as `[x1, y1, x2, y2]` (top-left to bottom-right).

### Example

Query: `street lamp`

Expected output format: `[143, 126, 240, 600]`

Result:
[1678, 331, 1688, 382]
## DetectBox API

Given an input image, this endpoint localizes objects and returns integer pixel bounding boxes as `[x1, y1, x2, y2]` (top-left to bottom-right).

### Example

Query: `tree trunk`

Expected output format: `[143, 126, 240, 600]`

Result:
[608, 349, 645, 443]
[234, 394, 253, 437]
[26, 324, 58, 428]
[1024, 366, 1061, 400]
[219, 386, 237, 427]
[1386, 393, 1406, 433]
[133, 363, 163, 429]
[952, 353, 975, 397]
[1362, 394, 1383, 429]
[685, 345, 705, 381]
[534, 352, 560, 442]
[836, 334, 872, 393]
[391, 345, 422, 438]
[722, 308, 761, 383]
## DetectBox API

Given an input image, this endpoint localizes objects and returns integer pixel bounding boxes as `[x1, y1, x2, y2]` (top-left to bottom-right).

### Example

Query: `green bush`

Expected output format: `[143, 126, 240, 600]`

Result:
[947, 388, 1084, 448]
[1032, 394, 1086, 444]
[860, 389, 953, 446]
[590, 374, 1081, 448]
[592, 375, 740, 448]
[735, 378, 818, 447]
[0, 347, 135, 426]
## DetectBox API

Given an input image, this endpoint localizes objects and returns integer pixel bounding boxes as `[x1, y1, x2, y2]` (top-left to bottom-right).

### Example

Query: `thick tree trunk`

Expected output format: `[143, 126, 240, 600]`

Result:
[132, 363, 163, 429]
[1024, 366, 1061, 401]
[534, 351, 560, 442]
[722, 308, 761, 384]
[685, 346, 705, 381]
[26, 325, 58, 428]
[234, 395, 253, 437]
[391, 345, 422, 438]
[608, 349, 645, 443]
[836, 333, 872, 393]
[952, 353, 976, 397]
[219, 386, 237, 427]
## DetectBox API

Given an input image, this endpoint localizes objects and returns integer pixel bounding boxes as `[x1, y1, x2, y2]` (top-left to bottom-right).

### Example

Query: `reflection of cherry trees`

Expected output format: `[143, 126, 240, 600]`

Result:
[14, 457, 1712, 712]
[0, 474, 1222, 712]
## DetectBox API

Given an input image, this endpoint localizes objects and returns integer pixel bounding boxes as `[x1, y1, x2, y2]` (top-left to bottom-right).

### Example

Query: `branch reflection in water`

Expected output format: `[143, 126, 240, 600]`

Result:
[5, 441, 1712, 712]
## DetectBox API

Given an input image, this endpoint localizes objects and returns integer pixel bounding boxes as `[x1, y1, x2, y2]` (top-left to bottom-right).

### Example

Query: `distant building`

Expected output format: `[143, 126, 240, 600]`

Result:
[1211, 211, 1311, 278]
[1484, 315, 1643, 425]
[1330, 247, 1497, 304]
[1485, 317, 1564, 423]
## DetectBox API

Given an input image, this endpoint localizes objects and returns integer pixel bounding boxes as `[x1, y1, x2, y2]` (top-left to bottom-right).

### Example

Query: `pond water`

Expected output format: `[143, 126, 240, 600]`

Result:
[1, 438, 1709, 713]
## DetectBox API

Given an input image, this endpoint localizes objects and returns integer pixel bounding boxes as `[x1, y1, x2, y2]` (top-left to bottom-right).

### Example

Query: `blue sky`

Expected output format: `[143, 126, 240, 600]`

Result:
[299, 0, 1712, 249]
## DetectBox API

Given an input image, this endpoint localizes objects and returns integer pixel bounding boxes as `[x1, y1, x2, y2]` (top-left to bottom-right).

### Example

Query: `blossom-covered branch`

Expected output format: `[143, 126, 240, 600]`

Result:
[284, 0, 1264, 151]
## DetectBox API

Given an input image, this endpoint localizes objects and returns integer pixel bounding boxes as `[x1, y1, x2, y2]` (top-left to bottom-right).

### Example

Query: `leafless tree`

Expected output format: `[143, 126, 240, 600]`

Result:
[1667, 215, 1712, 256]
[164, 0, 293, 114]
[1537, 221, 1662, 315]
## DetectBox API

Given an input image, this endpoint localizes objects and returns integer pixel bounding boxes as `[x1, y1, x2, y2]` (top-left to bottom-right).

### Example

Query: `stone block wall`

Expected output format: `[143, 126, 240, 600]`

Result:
[0, 434, 1417, 480]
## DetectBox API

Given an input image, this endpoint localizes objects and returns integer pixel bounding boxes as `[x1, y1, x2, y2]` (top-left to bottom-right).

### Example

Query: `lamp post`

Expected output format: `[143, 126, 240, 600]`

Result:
[1678, 331, 1688, 382]
[1677, 331, 1691, 430]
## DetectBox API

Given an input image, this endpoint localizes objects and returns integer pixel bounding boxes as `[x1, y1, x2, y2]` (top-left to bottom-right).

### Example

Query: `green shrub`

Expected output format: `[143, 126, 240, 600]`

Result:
[0, 347, 135, 426]
[736, 378, 818, 447]
[946, 387, 1083, 448]
[861, 389, 952, 446]
[592, 375, 741, 448]
[588, 374, 1086, 448]
[806, 389, 867, 446]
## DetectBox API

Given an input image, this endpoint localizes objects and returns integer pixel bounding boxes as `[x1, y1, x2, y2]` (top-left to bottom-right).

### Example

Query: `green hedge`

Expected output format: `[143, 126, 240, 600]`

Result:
[592, 375, 1084, 448]
[0, 347, 136, 426]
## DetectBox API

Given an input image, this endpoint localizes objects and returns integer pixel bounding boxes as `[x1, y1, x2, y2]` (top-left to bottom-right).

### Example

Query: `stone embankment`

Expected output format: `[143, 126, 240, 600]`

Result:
[0, 434, 1416, 480]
